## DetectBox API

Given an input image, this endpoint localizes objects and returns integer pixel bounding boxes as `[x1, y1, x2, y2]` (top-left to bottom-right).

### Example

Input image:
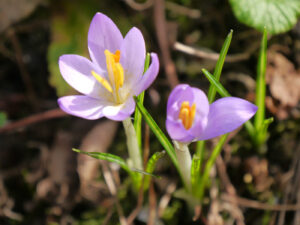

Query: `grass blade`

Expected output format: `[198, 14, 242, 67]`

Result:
[73, 148, 132, 174]
[134, 53, 151, 150]
[144, 151, 166, 189]
[196, 31, 232, 169]
[254, 28, 267, 131]
[207, 30, 233, 102]
[191, 155, 201, 194]
[134, 97, 179, 171]
[197, 134, 228, 199]
[202, 69, 231, 97]
[202, 68, 256, 138]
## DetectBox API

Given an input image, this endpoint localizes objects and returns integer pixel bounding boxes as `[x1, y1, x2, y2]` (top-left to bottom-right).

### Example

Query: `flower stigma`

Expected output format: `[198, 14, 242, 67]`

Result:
[91, 50, 124, 103]
[178, 101, 196, 130]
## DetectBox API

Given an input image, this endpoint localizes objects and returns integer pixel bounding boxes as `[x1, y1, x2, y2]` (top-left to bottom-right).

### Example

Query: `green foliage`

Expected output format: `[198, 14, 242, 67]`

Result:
[190, 155, 200, 195]
[207, 30, 232, 103]
[229, 0, 300, 34]
[73, 148, 133, 175]
[196, 30, 232, 163]
[197, 134, 228, 199]
[134, 97, 179, 171]
[48, 1, 97, 96]
[254, 28, 273, 146]
[134, 53, 151, 150]
[0, 111, 7, 127]
[144, 151, 165, 189]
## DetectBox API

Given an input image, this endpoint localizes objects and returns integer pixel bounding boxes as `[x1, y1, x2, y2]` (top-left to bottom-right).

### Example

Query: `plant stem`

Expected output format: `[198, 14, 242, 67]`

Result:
[122, 118, 143, 170]
[174, 141, 192, 191]
[197, 134, 228, 200]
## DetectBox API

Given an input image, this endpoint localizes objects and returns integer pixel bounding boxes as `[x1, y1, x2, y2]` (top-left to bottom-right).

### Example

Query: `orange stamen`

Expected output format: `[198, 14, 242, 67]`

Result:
[178, 101, 196, 129]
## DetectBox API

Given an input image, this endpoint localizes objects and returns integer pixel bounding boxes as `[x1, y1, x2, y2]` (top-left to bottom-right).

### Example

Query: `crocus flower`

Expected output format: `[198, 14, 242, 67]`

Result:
[166, 84, 258, 143]
[58, 13, 159, 121]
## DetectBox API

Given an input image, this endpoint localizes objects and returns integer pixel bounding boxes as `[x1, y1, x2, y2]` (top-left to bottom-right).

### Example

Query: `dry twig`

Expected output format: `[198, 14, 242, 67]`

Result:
[102, 163, 127, 225]
[124, 0, 153, 11]
[0, 108, 66, 134]
[154, 0, 179, 88]
[165, 1, 201, 19]
[7, 28, 38, 107]
[174, 41, 259, 63]
[148, 181, 157, 225]
[158, 182, 176, 217]
[222, 194, 300, 211]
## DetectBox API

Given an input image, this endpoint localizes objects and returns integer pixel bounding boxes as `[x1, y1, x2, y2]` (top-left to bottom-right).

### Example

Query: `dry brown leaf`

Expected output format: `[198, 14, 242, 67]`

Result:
[244, 156, 273, 193]
[266, 49, 300, 119]
[0, 0, 46, 33]
[36, 131, 78, 210]
[77, 120, 118, 201]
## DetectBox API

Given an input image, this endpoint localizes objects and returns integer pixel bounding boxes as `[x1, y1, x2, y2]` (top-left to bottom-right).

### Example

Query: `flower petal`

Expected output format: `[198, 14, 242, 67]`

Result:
[58, 95, 107, 120]
[188, 87, 209, 137]
[102, 98, 136, 121]
[167, 84, 194, 119]
[88, 12, 123, 69]
[197, 97, 258, 140]
[59, 55, 113, 101]
[166, 119, 194, 143]
[120, 27, 146, 86]
[134, 53, 159, 95]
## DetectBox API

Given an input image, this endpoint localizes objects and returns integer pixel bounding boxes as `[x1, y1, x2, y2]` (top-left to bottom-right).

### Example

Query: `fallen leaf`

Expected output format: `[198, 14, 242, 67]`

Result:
[77, 120, 118, 201]
[266, 49, 300, 119]
[0, 0, 45, 33]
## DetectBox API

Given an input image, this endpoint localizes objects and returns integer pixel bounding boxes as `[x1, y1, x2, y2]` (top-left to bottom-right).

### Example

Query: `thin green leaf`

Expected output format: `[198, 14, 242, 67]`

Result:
[146, 151, 166, 174]
[254, 28, 267, 132]
[131, 168, 160, 178]
[207, 30, 233, 103]
[73, 148, 132, 174]
[197, 30, 233, 163]
[134, 53, 151, 150]
[202, 69, 231, 97]
[134, 97, 179, 171]
[257, 117, 274, 144]
[191, 155, 201, 194]
[144, 151, 166, 189]
[202, 68, 256, 138]
[0, 111, 7, 127]
[197, 134, 228, 199]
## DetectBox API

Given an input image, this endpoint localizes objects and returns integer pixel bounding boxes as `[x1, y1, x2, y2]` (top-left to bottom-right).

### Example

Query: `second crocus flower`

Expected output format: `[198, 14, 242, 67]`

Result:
[166, 84, 258, 143]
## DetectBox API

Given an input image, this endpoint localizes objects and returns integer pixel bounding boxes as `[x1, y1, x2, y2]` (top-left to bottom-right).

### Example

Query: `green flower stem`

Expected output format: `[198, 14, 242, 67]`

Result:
[174, 141, 192, 191]
[122, 118, 143, 171]
[197, 134, 228, 200]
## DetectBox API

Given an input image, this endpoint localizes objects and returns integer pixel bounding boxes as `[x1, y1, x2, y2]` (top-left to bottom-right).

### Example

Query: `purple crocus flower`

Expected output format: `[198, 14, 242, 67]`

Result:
[58, 13, 159, 121]
[166, 84, 258, 143]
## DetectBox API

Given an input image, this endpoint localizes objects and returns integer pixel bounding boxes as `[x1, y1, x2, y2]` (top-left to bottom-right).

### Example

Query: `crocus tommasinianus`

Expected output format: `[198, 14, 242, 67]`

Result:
[58, 13, 159, 120]
[166, 84, 258, 143]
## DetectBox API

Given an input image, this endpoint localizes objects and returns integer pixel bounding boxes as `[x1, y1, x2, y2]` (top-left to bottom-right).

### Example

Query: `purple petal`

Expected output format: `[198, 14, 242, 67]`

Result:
[88, 12, 123, 69]
[166, 119, 195, 143]
[197, 97, 258, 140]
[59, 55, 112, 100]
[120, 27, 146, 86]
[167, 84, 191, 111]
[188, 87, 209, 137]
[166, 84, 196, 120]
[58, 95, 107, 120]
[102, 98, 136, 121]
[134, 53, 159, 95]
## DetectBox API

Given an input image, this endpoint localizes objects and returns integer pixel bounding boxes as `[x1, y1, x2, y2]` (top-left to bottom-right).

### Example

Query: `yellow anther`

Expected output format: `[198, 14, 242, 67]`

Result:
[178, 101, 196, 130]
[91, 70, 113, 93]
[114, 63, 124, 89]
[104, 49, 124, 92]
[114, 50, 121, 62]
